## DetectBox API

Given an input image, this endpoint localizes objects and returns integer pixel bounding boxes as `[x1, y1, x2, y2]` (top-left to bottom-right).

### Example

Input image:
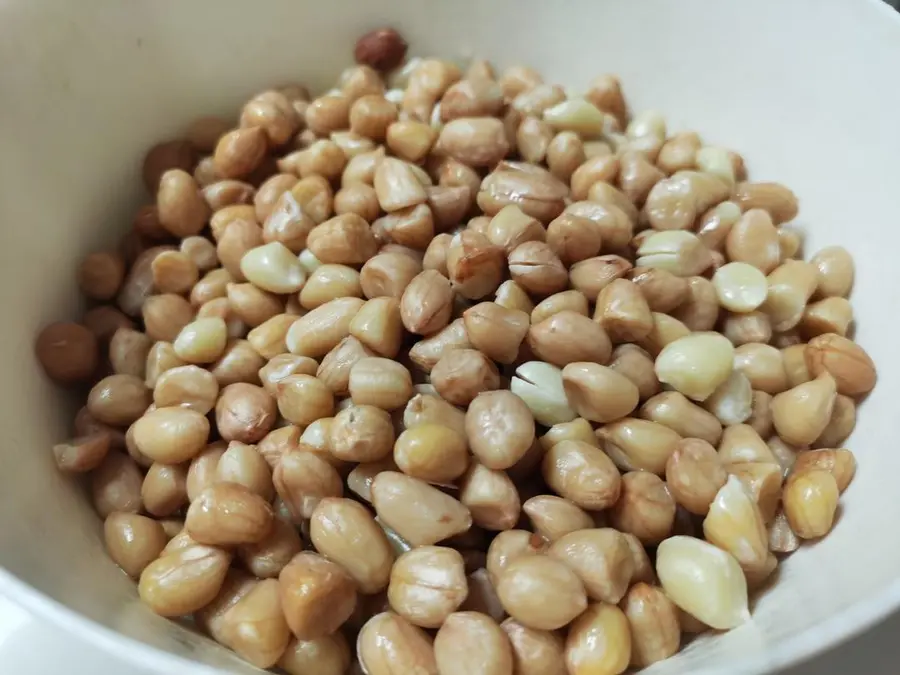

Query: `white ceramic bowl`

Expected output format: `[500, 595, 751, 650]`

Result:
[2, 0, 899, 673]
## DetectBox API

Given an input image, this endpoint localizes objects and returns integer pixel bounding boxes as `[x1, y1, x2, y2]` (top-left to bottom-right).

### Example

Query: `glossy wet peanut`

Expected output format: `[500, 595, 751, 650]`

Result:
[403, 393, 467, 438]
[407, 318, 472, 372]
[310, 497, 394, 594]
[761, 260, 819, 332]
[527, 311, 612, 368]
[805, 333, 876, 397]
[279, 551, 358, 640]
[655, 536, 749, 630]
[811, 246, 854, 298]
[91, 452, 144, 518]
[434, 611, 513, 675]
[594, 279, 654, 343]
[703, 370, 753, 426]
[349, 297, 403, 358]
[132, 406, 209, 464]
[717, 424, 778, 465]
[726, 209, 781, 274]
[597, 418, 681, 476]
[733, 181, 798, 224]
[358, 612, 438, 675]
[782, 469, 839, 539]
[274, 449, 343, 522]
[530, 290, 588, 324]
[388, 546, 469, 628]
[214, 441, 274, 500]
[665, 438, 728, 515]
[561, 363, 639, 424]
[316, 336, 374, 396]
[793, 448, 856, 493]
[496, 555, 587, 631]
[655, 333, 735, 402]
[523, 495, 593, 542]
[329, 404, 394, 463]
[771, 373, 836, 446]
[607, 344, 659, 401]
[142, 462, 188, 517]
[548, 528, 633, 604]
[629, 267, 689, 314]
[217, 382, 277, 442]
[610, 472, 676, 545]
[459, 462, 521, 531]
[104, 513, 168, 578]
[211, 577, 293, 668]
[400, 270, 455, 335]
[465, 391, 535, 471]
[510, 361, 576, 427]
[149, 363, 217, 414]
[702, 475, 769, 573]
[394, 423, 469, 483]
[507, 241, 569, 297]
[276, 374, 334, 427]
[565, 602, 632, 675]
[639, 391, 722, 446]
[139, 545, 231, 617]
[53, 433, 112, 473]
[447, 231, 506, 301]
[258, 354, 317, 394]
[239, 518, 304, 580]
[87, 374, 151, 427]
[727, 461, 783, 524]
[157, 169, 210, 238]
[542, 440, 621, 510]
[636, 230, 711, 278]
[622, 583, 681, 667]
[371, 472, 472, 546]
[360, 251, 422, 300]
[463, 302, 530, 364]
[499, 619, 565, 675]
[432, 348, 501, 406]
[800, 296, 853, 338]
[278, 632, 350, 675]
[349, 357, 413, 410]
[186, 482, 274, 546]
[485, 531, 546, 588]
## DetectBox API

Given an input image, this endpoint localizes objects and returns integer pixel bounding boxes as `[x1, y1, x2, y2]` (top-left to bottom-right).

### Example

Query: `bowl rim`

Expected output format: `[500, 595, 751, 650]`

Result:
[3, 0, 900, 673]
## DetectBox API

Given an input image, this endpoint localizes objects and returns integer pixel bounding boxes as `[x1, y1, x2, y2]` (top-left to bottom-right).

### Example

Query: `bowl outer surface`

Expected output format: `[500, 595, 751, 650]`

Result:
[0, 0, 899, 673]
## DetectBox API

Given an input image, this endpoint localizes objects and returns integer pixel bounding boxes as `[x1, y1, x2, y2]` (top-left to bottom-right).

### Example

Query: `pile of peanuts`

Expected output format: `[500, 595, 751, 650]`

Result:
[34, 25, 877, 675]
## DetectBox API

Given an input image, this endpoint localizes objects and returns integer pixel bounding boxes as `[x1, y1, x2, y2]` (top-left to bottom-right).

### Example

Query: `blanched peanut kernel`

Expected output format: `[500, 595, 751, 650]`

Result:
[656, 536, 749, 630]
[510, 361, 576, 427]
[240, 242, 307, 294]
[655, 333, 735, 401]
[712, 262, 768, 312]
